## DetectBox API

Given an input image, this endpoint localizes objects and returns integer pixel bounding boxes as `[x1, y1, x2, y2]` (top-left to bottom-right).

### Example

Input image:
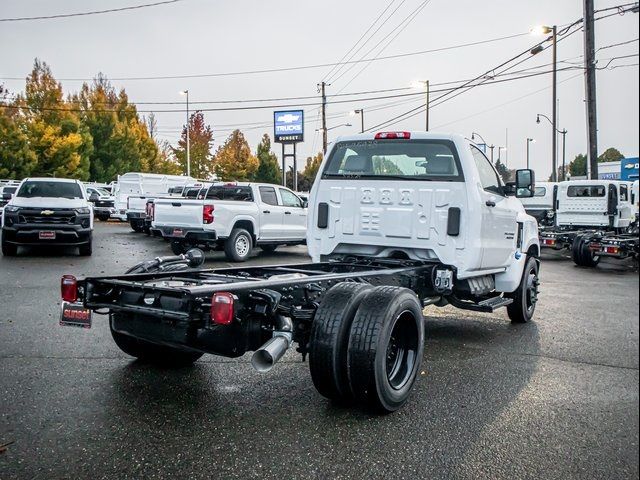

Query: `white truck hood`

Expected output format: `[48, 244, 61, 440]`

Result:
[9, 197, 88, 209]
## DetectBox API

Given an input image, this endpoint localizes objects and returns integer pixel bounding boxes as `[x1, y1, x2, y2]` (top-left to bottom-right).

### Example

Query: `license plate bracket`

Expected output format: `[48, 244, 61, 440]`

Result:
[173, 228, 185, 237]
[60, 301, 92, 328]
[39, 231, 56, 240]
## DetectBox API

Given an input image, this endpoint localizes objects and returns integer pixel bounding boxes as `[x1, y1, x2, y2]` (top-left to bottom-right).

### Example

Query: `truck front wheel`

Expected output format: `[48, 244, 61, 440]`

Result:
[507, 256, 540, 324]
[224, 228, 253, 262]
[110, 316, 203, 367]
[347, 287, 425, 413]
[309, 282, 372, 403]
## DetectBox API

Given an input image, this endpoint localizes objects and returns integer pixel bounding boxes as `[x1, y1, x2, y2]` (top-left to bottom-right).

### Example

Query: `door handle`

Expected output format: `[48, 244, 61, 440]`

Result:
[284, 211, 292, 215]
[263, 210, 271, 214]
[486, 200, 496, 207]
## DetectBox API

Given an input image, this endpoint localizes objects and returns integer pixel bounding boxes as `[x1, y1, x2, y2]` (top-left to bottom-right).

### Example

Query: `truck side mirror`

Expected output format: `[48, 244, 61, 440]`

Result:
[89, 193, 99, 202]
[515, 169, 535, 198]
[2, 193, 13, 201]
[302, 200, 309, 209]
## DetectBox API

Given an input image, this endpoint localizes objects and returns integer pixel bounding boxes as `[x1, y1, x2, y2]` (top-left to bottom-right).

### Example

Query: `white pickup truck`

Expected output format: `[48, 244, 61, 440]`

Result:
[62, 131, 540, 413]
[151, 183, 308, 261]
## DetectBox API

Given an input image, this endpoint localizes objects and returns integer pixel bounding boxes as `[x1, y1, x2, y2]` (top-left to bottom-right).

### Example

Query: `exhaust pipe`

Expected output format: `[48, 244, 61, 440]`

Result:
[251, 315, 293, 373]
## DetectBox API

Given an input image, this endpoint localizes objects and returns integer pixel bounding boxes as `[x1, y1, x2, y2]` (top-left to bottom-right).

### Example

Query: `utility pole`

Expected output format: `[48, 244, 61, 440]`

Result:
[489, 145, 495, 163]
[584, 0, 599, 179]
[320, 82, 328, 154]
[561, 129, 568, 181]
[551, 25, 558, 182]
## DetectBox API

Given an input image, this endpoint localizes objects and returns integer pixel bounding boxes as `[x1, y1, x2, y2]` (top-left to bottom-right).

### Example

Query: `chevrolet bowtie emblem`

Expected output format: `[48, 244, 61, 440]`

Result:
[41, 210, 55, 215]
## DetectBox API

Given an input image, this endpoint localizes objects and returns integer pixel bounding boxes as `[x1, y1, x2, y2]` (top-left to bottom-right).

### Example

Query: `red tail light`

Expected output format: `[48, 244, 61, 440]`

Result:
[375, 132, 411, 140]
[61, 275, 78, 303]
[203, 205, 214, 224]
[605, 246, 619, 254]
[210, 293, 234, 325]
[149, 202, 155, 221]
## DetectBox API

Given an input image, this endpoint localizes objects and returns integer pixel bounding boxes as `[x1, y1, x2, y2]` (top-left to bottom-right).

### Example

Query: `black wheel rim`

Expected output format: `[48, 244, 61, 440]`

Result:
[525, 266, 539, 314]
[386, 311, 419, 390]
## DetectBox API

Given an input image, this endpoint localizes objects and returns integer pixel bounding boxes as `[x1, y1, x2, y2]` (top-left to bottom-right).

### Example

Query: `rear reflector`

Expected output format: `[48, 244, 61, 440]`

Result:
[375, 131, 411, 140]
[203, 205, 215, 224]
[61, 275, 78, 303]
[210, 293, 234, 325]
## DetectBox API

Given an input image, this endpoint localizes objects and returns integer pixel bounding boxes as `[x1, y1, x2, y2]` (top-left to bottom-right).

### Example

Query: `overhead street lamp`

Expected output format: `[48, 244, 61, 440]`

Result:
[350, 109, 365, 133]
[411, 80, 430, 131]
[531, 24, 558, 182]
[526, 138, 536, 170]
[471, 132, 489, 154]
[537, 113, 568, 181]
[179, 90, 191, 178]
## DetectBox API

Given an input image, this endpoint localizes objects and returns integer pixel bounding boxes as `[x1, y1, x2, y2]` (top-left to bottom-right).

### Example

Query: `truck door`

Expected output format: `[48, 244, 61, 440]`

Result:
[279, 188, 307, 240]
[470, 146, 519, 269]
[258, 186, 284, 240]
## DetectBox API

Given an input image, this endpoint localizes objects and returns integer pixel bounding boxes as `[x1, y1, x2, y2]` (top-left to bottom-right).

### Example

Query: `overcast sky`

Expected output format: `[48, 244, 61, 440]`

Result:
[1, 0, 638, 178]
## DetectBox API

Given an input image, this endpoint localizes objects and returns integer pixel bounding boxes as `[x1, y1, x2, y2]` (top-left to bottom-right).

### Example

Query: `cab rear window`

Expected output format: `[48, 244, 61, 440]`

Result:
[206, 186, 254, 201]
[567, 186, 606, 197]
[322, 139, 463, 181]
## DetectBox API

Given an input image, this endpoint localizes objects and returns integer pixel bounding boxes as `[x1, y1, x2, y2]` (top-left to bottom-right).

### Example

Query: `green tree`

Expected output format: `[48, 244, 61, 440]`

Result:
[214, 129, 259, 181]
[0, 110, 38, 178]
[15, 59, 93, 180]
[569, 154, 588, 177]
[494, 159, 514, 183]
[75, 75, 158, 182]
[173, 111, 215, 179]
[253, 134, 281, 184]
[598, 147, 624, 164]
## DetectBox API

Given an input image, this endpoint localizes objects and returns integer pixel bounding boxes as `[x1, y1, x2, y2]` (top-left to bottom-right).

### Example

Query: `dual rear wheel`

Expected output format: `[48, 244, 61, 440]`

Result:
[309, 283, 425, 413]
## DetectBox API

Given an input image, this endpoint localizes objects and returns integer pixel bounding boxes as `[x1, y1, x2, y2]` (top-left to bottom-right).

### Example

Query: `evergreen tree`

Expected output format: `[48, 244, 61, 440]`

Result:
[253, 134, 281, 184]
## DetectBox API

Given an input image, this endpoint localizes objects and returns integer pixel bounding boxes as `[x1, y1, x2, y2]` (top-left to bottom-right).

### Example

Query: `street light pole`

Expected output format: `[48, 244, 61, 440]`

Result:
[180, 90, 191, 178]
[425, 80, 430, 132]
[351, 110, 365, 133]
[536, 113, 567, 181]
[526, 138, 535, 170]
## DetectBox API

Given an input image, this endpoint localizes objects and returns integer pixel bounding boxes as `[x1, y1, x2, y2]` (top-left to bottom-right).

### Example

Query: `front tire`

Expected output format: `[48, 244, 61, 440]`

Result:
[1, 232, 17, 257]
[507, 256, 540, 323]
[224, 228, 253, 262]
[78, 237, 92, 257]
[110, 315, 203, 367]
[347, 287, 425, 413]
[309, 282, 372, 402]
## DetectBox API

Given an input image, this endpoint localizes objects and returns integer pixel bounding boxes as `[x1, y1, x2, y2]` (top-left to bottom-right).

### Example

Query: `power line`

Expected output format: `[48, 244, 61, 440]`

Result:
[330, 0, 433, 88]
[0, 0, 185, 22]
[0, 32, 530, 82]
[322, 0, 400, 83]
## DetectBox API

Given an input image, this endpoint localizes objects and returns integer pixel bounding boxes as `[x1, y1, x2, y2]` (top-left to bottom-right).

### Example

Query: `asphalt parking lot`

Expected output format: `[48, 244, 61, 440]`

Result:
[0, 222, 638, 480]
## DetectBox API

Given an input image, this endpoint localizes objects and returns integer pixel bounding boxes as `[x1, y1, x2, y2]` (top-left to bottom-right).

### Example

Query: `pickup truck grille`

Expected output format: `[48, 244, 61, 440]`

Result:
[94, 200, 114, 208]
[19, 209, 77, 225]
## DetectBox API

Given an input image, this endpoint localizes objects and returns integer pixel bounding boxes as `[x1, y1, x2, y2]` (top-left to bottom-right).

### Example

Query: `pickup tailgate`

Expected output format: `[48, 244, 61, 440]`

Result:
[154, 198, 204, 227]
[128, 196, 151, 213]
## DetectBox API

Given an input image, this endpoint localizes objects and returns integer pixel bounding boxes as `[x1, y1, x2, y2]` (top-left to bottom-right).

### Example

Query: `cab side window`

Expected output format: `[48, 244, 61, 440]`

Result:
[620, 184, 629, 202]
[259, 186, 279, 206]
[279, 189, 302, 208]
[470, 146, 503, 195]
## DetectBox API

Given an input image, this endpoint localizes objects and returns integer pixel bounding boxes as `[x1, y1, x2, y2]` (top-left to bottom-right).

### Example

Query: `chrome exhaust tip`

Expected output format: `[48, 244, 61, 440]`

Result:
[251, 336, 290, 373]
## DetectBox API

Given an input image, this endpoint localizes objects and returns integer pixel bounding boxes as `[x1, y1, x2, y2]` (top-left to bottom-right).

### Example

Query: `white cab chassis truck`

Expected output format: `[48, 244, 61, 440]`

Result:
[59, 132, 540, 413]
[539, 180, 639, 267]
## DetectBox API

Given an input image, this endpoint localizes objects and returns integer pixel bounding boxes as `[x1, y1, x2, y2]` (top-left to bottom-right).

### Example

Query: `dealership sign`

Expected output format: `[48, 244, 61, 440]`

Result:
[621, 157, 639, 181]
[274, 110, 304, 143]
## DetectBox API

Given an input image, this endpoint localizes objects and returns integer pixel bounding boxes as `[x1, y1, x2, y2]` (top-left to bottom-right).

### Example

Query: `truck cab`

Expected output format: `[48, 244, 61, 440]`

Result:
[308, 132, 539, 292]
[519, 182, 557, 226]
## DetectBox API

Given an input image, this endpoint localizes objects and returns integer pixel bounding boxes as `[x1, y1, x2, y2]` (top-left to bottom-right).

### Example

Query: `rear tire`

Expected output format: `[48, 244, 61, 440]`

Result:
[507, 256, 539, 324]
[170, 241, 188, 256]
[572, 235, 600, 267]
[130, 220, 144, 233]
[224, 228, 253, 262]
[347, 287, 425, 413]
[1, 232, 17, 257]
[309, 282, 372, 402]
[110, 315, 203, 367]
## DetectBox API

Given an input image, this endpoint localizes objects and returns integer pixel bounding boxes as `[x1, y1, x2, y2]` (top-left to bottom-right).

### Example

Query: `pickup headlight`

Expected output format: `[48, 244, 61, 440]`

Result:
[75, 207, 91, 215]
[4, 206, 20, 213]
